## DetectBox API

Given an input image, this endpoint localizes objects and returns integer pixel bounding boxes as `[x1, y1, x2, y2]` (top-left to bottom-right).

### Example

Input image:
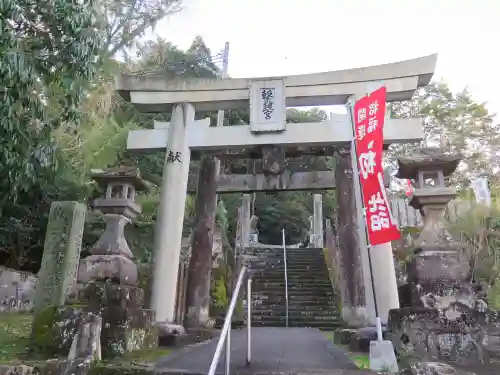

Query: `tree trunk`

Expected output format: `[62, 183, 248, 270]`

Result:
[334, 148, 366, 323]
[185, 154, 218, 328]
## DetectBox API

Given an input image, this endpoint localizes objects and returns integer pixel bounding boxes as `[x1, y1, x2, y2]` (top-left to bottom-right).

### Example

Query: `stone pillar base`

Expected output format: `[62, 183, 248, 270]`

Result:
[32, 283, 158, 358]
[341, 306, 369, 327]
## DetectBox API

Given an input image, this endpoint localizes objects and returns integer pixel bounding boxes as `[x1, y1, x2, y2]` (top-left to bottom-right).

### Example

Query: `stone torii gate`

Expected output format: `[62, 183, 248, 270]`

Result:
[115, 54, 437, 325]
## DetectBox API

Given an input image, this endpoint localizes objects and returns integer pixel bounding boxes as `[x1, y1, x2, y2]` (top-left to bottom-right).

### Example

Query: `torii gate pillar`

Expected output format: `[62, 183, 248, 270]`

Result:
[151, 103, 193, 323]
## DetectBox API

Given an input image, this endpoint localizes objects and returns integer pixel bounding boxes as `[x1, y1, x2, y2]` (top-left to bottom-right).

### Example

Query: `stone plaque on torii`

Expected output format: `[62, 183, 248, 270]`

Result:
[115, 54, 438, 324]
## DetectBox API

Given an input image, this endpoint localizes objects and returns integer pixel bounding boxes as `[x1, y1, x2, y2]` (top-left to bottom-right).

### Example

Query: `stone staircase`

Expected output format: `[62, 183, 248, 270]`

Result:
[247, 246, 342, 329]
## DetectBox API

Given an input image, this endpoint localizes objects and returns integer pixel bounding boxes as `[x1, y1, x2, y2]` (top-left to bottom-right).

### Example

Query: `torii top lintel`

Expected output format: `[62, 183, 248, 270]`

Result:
[115, 54, 437, 112]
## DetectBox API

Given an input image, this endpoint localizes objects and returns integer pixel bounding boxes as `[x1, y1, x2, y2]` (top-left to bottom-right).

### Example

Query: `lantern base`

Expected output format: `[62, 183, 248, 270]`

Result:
[77, 254, 138, 285]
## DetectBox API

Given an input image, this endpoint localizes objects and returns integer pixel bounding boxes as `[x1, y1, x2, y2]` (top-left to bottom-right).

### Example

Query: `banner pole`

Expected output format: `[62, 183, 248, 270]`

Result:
[346, 100, 381, 339]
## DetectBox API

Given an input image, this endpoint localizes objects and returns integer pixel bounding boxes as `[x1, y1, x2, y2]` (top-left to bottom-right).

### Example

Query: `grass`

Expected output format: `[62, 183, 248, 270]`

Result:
[0, 312, 33, 364]
[104, 348, 172, 367]
[323, 331, 370, 370]
[348, 353, 369, 370]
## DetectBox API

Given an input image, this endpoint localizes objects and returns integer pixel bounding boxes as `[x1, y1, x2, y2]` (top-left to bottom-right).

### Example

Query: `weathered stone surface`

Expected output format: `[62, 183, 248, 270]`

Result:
[349, 326, 388, 353]
[32, 305, 90, 356]
[68, 313, 102, 361]
[157, 322, 186, 336]
[185, 154, 217, 329]
[77, 255, 138, 285]
[100, 307, 157, 357]
[334, 148, 366, 326]
[42, 359, 91, 375]
[32, 297, 156, 358]
[407, 361, 476, 375]
[0, 365, 35, 375]
[396, 148, 461, 180]
[0, 267, 37, 312]
[34, 201, 86, 315]
[388, 307, 500, 366]
[407, 250, 470, 306]
[87, 214, 134, 258]
[78, 283, 154, 356]
[333, 329, 356, 346]
[77, 283, 144, 311]
[156, 323, 217, 347]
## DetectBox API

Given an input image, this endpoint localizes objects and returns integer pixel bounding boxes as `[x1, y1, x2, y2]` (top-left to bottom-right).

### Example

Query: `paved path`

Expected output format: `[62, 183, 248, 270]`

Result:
[155, 327, 358, 374]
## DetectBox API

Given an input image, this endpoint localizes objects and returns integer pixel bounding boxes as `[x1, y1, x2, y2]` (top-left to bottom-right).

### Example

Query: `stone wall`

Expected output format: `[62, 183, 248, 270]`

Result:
[0, 266, 37, 312]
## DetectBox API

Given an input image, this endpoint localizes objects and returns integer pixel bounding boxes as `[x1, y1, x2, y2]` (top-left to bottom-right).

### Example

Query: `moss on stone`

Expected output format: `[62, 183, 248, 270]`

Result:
[31, 304, 88, 357]
[31, 306, 58, 353]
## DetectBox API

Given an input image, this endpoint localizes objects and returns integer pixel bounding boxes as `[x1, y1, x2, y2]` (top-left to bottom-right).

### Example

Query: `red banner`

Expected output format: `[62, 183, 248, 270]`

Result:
[354, 86, 400, 246]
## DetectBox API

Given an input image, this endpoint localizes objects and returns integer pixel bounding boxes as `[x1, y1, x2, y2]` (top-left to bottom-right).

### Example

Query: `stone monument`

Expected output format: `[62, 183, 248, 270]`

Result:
[33, 201, 86, 315]
[33, 167, 157, 358]
[388, 148, 499, 365]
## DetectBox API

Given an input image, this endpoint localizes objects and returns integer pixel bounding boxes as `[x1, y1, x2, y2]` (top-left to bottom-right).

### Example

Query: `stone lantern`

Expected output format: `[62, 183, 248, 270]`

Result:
[395, 148, 469, 305]
[387, 149, 494, 365]
[77, 166, 147, 285]
[75, 166, 157, 357]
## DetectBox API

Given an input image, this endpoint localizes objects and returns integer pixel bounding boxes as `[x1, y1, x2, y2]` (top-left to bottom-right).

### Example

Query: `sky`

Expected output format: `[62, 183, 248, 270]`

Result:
[151, 0, 500, 117]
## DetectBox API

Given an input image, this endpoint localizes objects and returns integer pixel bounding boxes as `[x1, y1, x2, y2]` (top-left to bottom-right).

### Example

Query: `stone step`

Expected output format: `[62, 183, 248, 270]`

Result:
[253, 277, 331, 282]
[255, 264, 328, 270]
[289, 294, 337, 301]
[253, 274, 331, 280]
[253, 272, 331, 278]
[252, 279, 332, 285]
[256, 268, 329, 274]
[253, 298, 338, 306]
[246, 255, 325, 260]
[252, 306, 339, 313]
[253, 288, 335, 294]
[253, 280, 331, 286]
[252, 313, 341, 322]
[252, 289, 335, 296]
[245, 253, 325, 259]
[253, 281, 331, 287]
[251, 255, 326, 260]
[254, 298, 337, 306]
[251, 265, 327, 272]
[245, 247, 324, 252]
[250, 320, 343, 329]
[252, 309, 339, 317]
[254, 287, 333, 292]
[254, 296, 336, 305]
[262, 264, 328, 273]
[253, 284, 333, 291]
[253, 283, 331, 288]
[254, 297, 337, 304]
[253, 294, 338, 309]
[249, 249, 324, 254]
[255, 302, 337, 309]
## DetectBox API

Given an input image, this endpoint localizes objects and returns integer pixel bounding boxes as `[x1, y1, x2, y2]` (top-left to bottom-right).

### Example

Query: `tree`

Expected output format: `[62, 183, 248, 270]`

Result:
[101, 0, 182, 57]
[388, 82, 500, 190]
[0, 0, 105, 211]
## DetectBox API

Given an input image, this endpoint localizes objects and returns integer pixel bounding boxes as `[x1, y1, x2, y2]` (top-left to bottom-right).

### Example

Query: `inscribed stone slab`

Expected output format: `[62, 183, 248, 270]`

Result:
[34, 201, 86, 314]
